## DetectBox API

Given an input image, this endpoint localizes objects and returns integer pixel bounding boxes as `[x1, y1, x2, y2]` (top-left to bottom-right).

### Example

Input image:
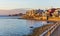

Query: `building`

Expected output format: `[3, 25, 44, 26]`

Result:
[47, 8, 56, 16]
[56, 8, 60, 17]
[52, 10, 58, 17]
[26, 9, 36, 18]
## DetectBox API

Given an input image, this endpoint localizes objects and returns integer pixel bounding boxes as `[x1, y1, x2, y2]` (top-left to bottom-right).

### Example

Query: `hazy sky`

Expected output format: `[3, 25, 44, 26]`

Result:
[0, 0, 60, 10]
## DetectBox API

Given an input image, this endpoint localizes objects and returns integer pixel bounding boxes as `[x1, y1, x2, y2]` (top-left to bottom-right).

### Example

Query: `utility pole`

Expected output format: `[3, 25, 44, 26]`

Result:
[47, 14, 49, 23]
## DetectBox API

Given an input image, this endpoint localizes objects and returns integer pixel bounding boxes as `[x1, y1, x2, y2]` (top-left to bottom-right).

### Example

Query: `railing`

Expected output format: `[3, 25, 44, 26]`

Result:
[40, 22, 60, 36]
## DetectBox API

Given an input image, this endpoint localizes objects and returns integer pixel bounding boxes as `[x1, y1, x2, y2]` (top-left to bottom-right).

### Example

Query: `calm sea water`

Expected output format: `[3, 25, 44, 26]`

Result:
[0, 16, 50, 36]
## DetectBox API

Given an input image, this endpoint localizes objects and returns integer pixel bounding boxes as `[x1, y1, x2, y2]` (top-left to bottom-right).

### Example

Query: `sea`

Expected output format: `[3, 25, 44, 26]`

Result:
[0, 16, 53, 36]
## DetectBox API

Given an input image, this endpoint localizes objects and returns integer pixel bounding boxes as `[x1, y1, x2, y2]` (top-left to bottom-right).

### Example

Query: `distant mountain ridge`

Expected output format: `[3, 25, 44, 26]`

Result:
[0, 9, 28, 15]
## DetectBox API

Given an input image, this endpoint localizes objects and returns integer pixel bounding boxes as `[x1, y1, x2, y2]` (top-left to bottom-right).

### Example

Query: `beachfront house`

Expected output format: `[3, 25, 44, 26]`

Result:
[36, 9, 44, 17]
[57, 8, 60, 17]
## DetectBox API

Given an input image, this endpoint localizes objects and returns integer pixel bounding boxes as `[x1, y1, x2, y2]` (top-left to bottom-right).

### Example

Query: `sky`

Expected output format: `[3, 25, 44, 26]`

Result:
[0, 0, 60, 10]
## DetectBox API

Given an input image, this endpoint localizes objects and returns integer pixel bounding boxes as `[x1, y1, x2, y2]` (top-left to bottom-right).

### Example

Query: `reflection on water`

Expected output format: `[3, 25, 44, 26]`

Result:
[0, 19, 30, 36]
[27, 20, 47, 28]
[0, 17, 49, 36]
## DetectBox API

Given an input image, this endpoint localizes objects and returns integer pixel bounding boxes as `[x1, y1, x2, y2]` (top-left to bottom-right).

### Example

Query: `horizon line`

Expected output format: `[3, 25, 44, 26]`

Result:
[0, 7, 60, 10]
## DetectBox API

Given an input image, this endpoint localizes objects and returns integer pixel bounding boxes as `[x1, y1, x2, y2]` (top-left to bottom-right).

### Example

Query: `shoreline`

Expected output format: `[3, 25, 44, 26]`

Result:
[18, 16, 60, 22]
[27, 24, 54, 36]
[18, 18, 58, 22]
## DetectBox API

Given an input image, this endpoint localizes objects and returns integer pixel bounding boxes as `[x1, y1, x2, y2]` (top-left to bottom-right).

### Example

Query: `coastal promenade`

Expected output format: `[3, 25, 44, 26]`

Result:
[50, 21, 60, 36]
[51, 25, 60, 36]
[40, 21, 60, 36]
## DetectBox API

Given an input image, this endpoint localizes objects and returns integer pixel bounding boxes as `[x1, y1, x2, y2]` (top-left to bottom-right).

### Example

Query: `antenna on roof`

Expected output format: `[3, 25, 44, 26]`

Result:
[45, 7, 48, 10]
[51, 6, 53, 9]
